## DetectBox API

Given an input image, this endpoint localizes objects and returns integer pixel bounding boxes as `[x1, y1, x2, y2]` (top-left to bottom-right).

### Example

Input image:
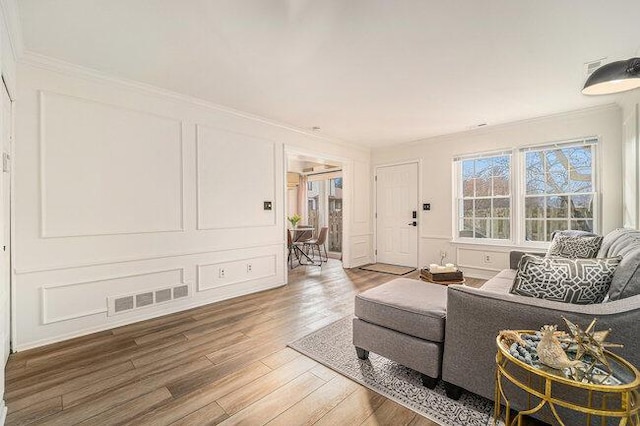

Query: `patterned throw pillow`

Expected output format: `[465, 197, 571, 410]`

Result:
[510, 254, 621, 304]
[546, 235, 603, 259]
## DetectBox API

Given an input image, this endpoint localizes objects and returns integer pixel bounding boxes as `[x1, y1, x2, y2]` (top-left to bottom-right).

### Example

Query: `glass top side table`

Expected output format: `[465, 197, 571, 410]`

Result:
[495, 330, 640, 426]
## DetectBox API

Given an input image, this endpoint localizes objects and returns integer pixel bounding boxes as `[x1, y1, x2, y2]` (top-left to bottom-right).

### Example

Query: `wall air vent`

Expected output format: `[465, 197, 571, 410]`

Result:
[108, 284, 190, 316]
[585, 58, 606, 77]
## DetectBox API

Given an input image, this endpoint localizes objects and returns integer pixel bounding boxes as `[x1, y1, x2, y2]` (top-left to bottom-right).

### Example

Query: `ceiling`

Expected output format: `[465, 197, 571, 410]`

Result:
[16, 0, 640, 147]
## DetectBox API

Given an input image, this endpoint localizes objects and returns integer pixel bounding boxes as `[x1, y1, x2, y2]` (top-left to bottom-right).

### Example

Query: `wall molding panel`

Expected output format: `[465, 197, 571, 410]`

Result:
[195, 124, 277, 230]
[40, 268, 186, 325]
[39, 90, 185, 238]
[197, 254, 277, 292]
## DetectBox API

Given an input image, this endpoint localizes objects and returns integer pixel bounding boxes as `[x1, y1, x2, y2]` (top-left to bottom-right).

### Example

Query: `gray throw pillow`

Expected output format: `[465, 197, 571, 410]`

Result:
[546, 234, 603, 259]
[510, 254, 621, 304]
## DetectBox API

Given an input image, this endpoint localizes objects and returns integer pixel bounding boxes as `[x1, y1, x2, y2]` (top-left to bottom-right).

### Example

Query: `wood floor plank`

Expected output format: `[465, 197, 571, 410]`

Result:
[4, 260, 481, 426]
[361, 398, 418, 425]
[260, 347, 301, 370]
[313, 386, 387, 426]
[76, 387, 172, 425]
[266, 374, 359, 426]
[62, 357, 212, 409]
[5, 396, 62, 426]
[216, 356, 319, 415]
[218, 372, 325, 426]
[169, 401, 228, 426]
[133, 362, 270, 425]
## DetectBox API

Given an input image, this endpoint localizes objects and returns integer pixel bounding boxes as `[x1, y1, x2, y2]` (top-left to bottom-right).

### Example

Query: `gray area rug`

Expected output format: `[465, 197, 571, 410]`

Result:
[289, 317, 496, 426]
[359, 263, 416, 276]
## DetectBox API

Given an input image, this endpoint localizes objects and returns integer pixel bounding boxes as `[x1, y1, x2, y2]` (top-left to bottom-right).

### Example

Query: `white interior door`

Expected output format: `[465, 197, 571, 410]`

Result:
[0, 80, 11, 421]
[376, 163, 418, 267]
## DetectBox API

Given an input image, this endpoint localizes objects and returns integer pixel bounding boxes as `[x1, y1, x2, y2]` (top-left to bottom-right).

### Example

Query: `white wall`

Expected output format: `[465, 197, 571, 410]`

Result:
[372, 105, 623, 279]
[0, 0, 17, 421]
[620, 91, 640, 229]
[13, 59, 372, 350]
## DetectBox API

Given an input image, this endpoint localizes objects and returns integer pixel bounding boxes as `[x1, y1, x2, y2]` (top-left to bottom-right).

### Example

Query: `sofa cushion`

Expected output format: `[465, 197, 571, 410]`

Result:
[354, 278, 447, 342]
[510, 254, 621, 304]
[547, 234, 603, 259]
[480, 269, 516, 293]
[598, 228, 640, 300]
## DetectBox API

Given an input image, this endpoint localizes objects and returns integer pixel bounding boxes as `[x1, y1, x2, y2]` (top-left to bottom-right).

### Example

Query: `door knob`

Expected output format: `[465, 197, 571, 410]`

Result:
[407, 221, 417, 226]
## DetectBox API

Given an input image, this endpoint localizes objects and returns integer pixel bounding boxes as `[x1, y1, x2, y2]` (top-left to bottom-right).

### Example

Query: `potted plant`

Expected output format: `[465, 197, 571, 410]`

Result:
[287, 214, 302, 228]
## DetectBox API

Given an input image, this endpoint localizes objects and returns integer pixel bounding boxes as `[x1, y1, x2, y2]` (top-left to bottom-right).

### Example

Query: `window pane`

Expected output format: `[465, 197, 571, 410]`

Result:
[525, 196, 545, 218]
[459, 219, 474, 238]
[547, 220, 568, 241]
[570, 194, 594, 219]
[493, 198, 510, 218]
[462, 199, 473, 218]
[474, 219, 489, 238]
[569, 167, 593, 193]
[546, 196, 568, 218]
[525, 152, 545, 194]
[546, 171, 569, 193]
[462, 160, 474, 197]
[475, 199, 491, 217]
[571, 219, 594, 233]
[492, 156, 510, 196]
[475, 158, 492, 196]
[525, 220, 545, 241]
[566, 146, 592, 169]
[492, 219, 510, 239]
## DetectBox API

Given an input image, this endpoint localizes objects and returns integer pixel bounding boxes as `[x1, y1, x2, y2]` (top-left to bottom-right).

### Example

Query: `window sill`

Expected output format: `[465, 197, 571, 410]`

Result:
[450, 239, 550, 252]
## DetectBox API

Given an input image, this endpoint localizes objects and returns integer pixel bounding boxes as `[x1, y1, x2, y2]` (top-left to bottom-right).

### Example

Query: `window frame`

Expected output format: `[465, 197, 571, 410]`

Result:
[452, 137, 600, 248]
[453, 151, 515, 245]
[518, 138, 600, 248]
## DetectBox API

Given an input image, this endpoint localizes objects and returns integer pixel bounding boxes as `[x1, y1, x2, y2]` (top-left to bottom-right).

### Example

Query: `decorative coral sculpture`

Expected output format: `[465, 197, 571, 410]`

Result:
[537, 325, 584, 370]
[562, 317, 623, 371]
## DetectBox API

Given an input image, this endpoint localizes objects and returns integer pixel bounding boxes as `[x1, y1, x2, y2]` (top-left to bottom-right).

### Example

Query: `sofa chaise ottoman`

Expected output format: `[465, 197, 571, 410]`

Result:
[352, 277, 447, 388]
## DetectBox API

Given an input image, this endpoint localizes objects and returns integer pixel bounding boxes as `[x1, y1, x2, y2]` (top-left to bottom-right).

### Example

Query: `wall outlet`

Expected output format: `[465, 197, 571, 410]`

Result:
[483, 254, 492, 264]
[440, 250, 447, 259]
[247, 263, 252, 273]
[219, 268, 225, 278]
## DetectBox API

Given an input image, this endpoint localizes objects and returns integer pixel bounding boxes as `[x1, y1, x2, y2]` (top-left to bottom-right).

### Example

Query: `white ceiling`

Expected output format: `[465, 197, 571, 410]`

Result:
[16, 0, 640, 147]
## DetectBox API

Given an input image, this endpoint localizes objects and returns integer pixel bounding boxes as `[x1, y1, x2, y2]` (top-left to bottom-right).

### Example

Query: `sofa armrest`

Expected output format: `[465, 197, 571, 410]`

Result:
[509, 250, 546, 269]
[442, 285, 640, 401]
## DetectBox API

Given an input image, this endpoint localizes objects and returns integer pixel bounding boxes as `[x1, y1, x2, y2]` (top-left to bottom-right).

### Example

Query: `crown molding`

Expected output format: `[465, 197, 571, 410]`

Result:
[0, 0, 23, 61]
[18, 50, 370, 154]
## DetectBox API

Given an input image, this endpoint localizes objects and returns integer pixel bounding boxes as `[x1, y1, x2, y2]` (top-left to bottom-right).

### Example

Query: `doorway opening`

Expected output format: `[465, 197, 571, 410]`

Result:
[286, 153, 343, 268]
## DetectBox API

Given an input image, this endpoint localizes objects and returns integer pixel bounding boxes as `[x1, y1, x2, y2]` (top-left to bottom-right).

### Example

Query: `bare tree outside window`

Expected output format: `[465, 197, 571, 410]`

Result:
[524, 143, 596, 242]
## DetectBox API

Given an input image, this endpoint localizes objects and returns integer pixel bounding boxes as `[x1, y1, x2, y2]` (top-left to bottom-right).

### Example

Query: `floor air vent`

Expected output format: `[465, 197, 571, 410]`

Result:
[108, 284, 190, 316]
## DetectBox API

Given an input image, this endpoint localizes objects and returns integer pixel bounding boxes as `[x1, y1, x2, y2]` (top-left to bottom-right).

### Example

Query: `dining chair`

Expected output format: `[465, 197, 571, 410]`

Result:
[303, 226, 329, 262]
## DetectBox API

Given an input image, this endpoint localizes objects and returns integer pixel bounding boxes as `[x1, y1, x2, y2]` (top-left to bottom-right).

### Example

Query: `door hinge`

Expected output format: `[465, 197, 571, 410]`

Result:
[375, 212, 377, 219]
[374, 175, 377, 182]
[375, 249, 377, 255]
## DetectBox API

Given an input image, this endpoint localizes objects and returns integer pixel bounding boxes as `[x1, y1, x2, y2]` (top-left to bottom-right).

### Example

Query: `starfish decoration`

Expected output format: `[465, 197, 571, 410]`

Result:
[562, 317, 623, 371]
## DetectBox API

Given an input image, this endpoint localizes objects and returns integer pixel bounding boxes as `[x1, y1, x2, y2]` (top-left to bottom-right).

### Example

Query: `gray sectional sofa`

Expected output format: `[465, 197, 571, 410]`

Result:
[442, 228, 640, 405]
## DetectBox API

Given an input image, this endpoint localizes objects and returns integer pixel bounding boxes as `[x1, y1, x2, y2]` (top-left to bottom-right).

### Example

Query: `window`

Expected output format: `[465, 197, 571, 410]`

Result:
[456, 153, 511, 240]
[453, 138, 598, 245]
[523, 140, 597, 242]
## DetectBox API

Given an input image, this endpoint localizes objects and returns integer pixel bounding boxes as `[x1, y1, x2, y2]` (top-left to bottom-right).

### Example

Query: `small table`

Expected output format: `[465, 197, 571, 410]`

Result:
[495, 330, 640, 425]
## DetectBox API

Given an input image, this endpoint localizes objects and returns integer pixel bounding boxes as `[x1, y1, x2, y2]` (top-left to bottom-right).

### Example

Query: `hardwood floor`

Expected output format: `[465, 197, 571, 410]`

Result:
[4, 261, 485, 426]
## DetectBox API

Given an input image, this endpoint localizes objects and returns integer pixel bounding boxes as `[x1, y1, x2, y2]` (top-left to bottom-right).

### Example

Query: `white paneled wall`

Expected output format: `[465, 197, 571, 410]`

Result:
[621, 92, 640, 229]
[0, 1, 16, 422]
[13, 61, 371, 350]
